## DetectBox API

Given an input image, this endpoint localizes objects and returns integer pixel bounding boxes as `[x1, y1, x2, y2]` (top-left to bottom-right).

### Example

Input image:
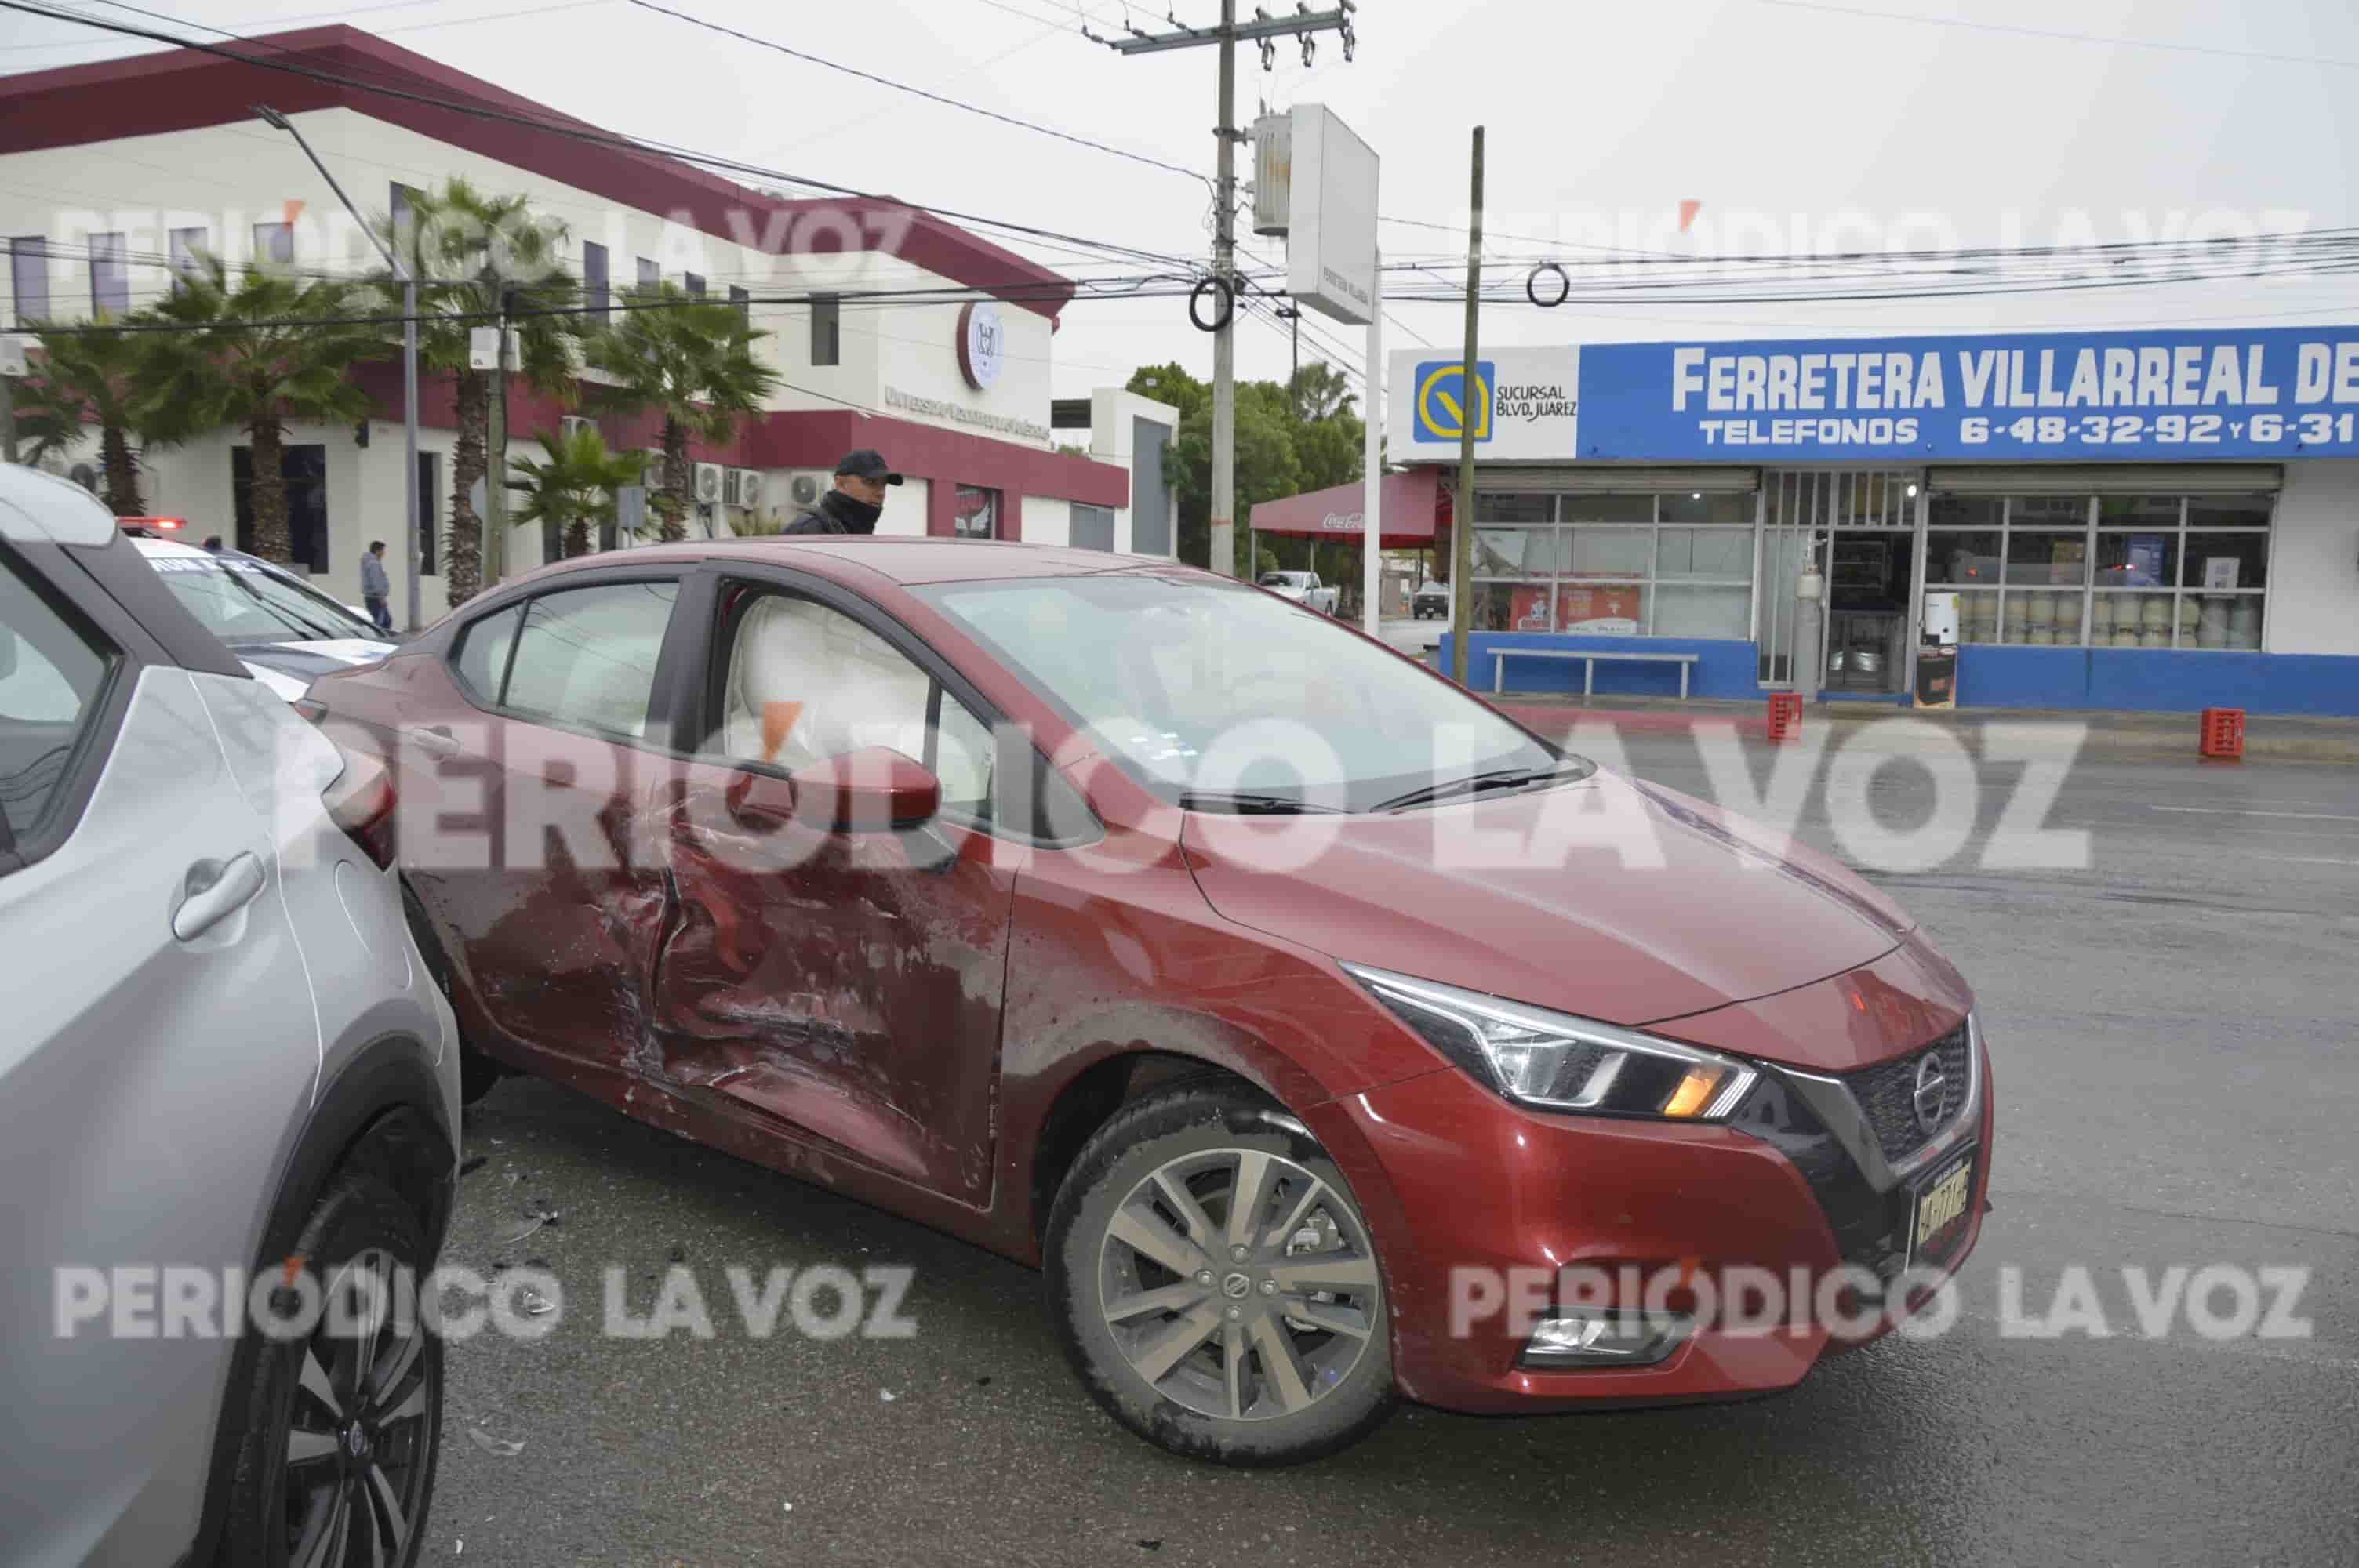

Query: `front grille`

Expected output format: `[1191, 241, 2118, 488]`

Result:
[1846, 1021, 1972, 1164]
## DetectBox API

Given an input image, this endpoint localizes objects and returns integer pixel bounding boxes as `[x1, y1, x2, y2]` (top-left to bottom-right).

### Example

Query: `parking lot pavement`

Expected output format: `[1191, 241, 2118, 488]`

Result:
[1377, 614, 1443, 657]
[416, 742, 2359, 1567]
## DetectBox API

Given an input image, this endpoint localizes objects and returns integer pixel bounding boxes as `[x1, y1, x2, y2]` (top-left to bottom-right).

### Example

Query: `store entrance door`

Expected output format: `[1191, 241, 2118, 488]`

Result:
[1759, 470, 1923, 691]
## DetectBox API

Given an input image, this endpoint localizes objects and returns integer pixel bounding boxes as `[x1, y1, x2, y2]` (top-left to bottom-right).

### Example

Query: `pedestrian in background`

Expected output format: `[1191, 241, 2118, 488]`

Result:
[780, 450, 900, 535]
[361, 539, 393, 632]
[202, 535, 223, 552]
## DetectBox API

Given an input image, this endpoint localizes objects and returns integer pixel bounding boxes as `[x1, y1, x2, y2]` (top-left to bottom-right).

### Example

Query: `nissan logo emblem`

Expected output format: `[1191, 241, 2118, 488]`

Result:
[1912, 1054, 1950, 1134]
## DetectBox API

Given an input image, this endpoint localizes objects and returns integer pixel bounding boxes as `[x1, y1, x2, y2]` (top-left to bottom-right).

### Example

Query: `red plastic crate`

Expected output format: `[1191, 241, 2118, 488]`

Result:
[2199, 706, 2245, 762]
[1767, 692, 1804, 742]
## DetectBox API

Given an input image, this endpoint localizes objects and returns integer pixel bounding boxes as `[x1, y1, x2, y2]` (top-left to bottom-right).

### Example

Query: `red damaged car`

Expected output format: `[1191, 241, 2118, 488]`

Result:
[305, 538, 1991, 1465]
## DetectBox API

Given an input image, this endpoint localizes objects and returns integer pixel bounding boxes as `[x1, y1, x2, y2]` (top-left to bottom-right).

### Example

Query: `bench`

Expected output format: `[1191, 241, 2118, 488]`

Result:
[1492, 648, 1702, 699]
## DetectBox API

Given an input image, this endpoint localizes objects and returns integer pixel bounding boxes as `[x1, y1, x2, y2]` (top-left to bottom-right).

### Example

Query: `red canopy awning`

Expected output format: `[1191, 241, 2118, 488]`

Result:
[1246, 469, 1447, 550]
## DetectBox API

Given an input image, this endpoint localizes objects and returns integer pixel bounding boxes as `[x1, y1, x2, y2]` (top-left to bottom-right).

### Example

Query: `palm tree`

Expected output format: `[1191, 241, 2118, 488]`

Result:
[371, 180, 578, 604]
[582, 281, 777, 540]
[505, 426, 645, 560]
[143, 256, 387, 564]
[14, 314, 200, 514]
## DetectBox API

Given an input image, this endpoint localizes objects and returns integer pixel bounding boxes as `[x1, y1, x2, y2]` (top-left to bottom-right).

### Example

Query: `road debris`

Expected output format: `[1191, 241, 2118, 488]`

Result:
[465, 1428, 524, 1457]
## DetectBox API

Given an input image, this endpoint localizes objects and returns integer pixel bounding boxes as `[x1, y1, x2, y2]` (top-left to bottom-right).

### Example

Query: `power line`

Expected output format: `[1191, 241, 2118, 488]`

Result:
[1377, 259, 2359, 309]
[5, 0, 609, 53]
[623, 0, 1210, 186]
[1754, 0, 2359, 72]
[11, 269, 1212, 336]
[0, 0, 1203, 278]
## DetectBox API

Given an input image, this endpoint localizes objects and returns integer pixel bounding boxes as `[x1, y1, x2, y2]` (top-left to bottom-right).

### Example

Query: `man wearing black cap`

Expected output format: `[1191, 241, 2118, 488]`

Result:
[781, 449, 901, 535]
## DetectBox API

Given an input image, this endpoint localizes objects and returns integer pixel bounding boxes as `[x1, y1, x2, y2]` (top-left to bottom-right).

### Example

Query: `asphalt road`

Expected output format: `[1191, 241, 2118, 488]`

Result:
[415, 739, 2359, 1567]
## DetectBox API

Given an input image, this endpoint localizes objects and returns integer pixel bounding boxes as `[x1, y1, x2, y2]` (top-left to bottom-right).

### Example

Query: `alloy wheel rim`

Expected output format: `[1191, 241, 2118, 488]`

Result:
[1096, 1148, 1380, 1421]
[278, 1247, 435, 1568]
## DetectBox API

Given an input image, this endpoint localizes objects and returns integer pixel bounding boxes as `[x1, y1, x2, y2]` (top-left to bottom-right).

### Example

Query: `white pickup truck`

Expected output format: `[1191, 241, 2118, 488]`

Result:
[1257, 569, 1339, 615]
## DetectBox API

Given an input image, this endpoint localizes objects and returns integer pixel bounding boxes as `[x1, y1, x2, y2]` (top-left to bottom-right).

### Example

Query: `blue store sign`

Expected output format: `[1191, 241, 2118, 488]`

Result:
[1572, 326, 2359, 462]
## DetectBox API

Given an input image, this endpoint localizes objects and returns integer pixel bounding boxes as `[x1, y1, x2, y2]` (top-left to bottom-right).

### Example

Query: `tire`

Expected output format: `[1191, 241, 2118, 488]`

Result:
[402, 881, 501, 1106]
[216, 1173, 444, 1568]
[456, 1046, 502, 1108]
[1045, 1084, 1396, 1466]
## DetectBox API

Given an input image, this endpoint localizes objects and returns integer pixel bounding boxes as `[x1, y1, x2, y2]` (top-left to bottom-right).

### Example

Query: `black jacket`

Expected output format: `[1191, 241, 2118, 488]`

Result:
[780, 490, 875, 535]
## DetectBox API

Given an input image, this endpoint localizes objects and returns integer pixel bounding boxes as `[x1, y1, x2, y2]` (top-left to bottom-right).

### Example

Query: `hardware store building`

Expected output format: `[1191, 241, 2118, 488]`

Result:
[1390, 328, 2359, 713]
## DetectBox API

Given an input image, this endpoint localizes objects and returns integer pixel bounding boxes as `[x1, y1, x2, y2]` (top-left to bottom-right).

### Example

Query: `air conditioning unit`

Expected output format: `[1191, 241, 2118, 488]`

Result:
[693, 463, 725, 505]
[725, 469, 764, 509]
[559, 415, 596, 442]
[785, 470, 831, 508]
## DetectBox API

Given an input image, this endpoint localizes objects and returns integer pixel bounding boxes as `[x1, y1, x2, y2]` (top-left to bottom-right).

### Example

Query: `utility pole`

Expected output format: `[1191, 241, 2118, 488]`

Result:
[1, 352, 17, 466]
[1094, 2, 1357, 579]
[1448, 127, 1485, 688]
[256, 104, 423, 630]
[1212, 1, 1237, 578]
[484, 286, 515, 587]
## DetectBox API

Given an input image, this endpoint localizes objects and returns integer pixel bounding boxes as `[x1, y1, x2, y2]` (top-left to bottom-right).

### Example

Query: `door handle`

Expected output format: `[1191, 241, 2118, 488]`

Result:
[406, 725, 462, 756]
[173, 852, 267, 942]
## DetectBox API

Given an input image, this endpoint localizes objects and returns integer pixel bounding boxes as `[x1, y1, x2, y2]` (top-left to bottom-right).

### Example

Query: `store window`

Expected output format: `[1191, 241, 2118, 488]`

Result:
[1929, 492, 2270, 649]
[1467, 489, 1754, 638]
[9, 237, 48, 325]
[169, 227, 206, 292]
[88, 232, 128, 317]
[583, 242, 609, 322]
[811, 295, 840, 366]
[953, 485, 999, 539]
[251, 221, 294, 270]
[417, 451, 440, 576]
[231, 445, 331, 573]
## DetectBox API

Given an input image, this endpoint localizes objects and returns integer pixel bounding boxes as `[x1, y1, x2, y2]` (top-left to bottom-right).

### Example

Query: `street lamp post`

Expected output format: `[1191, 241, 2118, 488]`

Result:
[255, 104, 423, 633]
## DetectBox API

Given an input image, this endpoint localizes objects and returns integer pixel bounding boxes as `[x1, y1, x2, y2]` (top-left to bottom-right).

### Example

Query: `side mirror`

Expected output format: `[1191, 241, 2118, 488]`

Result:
[787, 746, 941, 833]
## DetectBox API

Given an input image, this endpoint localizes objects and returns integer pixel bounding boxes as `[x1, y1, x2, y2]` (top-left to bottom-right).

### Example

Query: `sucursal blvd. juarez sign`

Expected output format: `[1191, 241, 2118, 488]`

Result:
[1393, 327, 2359, 463]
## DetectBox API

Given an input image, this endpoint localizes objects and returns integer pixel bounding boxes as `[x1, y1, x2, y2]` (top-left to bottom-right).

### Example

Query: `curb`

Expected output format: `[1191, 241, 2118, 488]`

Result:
[1486, 701, 2359, 762]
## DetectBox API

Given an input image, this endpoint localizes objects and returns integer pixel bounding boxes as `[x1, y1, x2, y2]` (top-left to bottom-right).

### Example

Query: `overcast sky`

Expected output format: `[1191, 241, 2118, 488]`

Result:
[10, 0, 2359, 408]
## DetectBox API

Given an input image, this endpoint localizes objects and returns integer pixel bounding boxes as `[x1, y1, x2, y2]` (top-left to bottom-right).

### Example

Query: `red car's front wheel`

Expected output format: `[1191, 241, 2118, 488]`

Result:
[1045, 1083, 1396, 1465]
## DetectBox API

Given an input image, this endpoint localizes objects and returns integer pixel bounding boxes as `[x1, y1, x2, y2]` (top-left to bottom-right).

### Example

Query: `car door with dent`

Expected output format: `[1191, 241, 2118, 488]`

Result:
[391, 574, 688, 1076]
[646, 574, 1014, 1204]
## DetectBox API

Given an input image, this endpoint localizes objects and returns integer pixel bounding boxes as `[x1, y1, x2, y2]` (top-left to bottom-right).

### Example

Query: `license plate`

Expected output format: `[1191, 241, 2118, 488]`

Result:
[1909, 1153, 1976, 1269]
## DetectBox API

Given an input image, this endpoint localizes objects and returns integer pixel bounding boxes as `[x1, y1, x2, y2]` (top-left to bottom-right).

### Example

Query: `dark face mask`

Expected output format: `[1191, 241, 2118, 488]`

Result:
[829, 489, 883, 534]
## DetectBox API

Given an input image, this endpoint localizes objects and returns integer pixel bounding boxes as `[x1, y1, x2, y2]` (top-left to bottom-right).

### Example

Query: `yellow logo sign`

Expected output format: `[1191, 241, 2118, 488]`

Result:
[1414, 360, 1493, 443]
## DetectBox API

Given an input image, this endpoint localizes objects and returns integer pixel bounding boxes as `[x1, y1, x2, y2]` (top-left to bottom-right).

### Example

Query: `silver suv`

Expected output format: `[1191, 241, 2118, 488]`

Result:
[0, 468, 460, 1566]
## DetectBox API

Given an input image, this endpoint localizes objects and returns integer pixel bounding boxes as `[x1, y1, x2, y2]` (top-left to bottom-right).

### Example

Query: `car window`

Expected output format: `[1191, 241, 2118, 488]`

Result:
[453, 603, 525, 706]
[714, 591, 993, 818]
[499, 582, 678, 739]
[918, 573, 1565, 811]
[143, 551, 378, 644]
[0, 552, 118, 854]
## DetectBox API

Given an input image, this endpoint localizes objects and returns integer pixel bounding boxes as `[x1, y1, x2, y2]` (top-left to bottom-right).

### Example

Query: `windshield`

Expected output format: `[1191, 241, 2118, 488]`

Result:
[1258, 573, 1302, 588]
[143, 554, 381, 644]
[916, 573, 1575, 812]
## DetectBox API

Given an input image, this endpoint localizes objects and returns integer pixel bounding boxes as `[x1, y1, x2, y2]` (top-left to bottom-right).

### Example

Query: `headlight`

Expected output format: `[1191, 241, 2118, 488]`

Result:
[1342, 963, 1757, 1120]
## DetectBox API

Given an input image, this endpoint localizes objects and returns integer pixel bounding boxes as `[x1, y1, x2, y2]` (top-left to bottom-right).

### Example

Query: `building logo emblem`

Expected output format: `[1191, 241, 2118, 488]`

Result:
[1414, 359, 1493, 444]
[958, 301, 1005, 390]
